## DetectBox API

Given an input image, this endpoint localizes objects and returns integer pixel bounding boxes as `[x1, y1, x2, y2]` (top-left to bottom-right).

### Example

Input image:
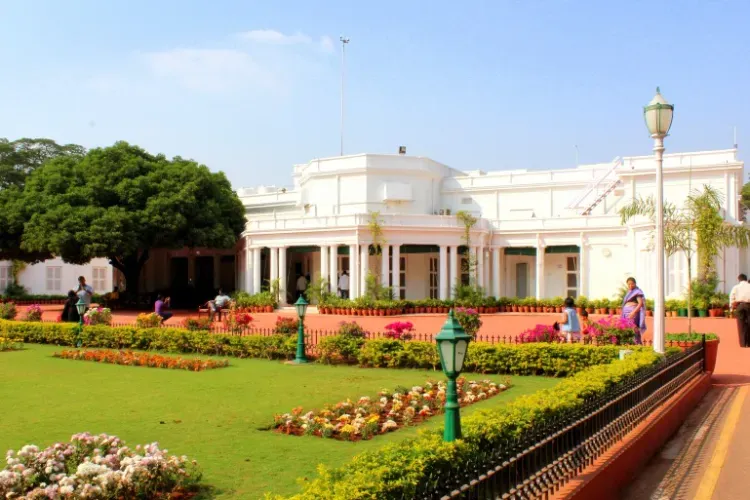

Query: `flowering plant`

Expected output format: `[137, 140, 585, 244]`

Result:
[225, 305, 253, 332]
[136, 312, 162, 328]
[518, 324, 560, 343]
[182, 317, 212, 331]
[0, 302, 17, 320]
[83, 307, 112, 326]
[54, 349, 229, 371]
[274, 377, 509, 441]
[24, 304, 43, 322]
[0, 432, 202, 498]
[585, 316, 637, 345]
[0, 337, 23, 352]
[383, 321, 414, 340]
[337, 320, 368, 339]
[274, 316, 299, 334]
[454, 307, 482, 339]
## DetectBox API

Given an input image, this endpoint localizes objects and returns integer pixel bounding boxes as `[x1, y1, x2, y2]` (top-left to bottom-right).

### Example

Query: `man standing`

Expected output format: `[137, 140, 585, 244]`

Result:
[76, 276, 94, 312]
[729, 274, 750, 348]
[296, 273, 308, 300]
[338, 270, 350, 299]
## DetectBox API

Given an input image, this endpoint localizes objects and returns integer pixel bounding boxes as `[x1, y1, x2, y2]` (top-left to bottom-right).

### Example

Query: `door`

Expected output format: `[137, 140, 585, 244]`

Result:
[516, 263, 528, 298]
[220, 256, 236, 293]
[170, 257, 188, 307]
[566, 256, 579, 298]
[195, 256, 215, 302]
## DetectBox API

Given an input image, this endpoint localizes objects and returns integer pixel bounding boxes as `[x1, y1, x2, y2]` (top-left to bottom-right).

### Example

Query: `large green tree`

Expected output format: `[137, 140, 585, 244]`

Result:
[0, 138, 86, 261]
[18, 141, 246, 295]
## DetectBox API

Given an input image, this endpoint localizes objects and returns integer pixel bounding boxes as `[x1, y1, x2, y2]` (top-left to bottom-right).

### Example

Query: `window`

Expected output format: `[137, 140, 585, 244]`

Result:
[92, 267, 107, 292]
[0, 266, 10, 293]
[46, 267, 62, 292]
[566, 256, 578, 298]
[461, 197, 473, 205]
[429, 257, 439, 299]
[389, 257, 407, 300]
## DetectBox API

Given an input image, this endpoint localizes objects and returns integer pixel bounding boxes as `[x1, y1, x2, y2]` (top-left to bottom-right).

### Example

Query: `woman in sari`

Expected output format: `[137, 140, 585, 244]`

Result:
[622, 277, 646, 344]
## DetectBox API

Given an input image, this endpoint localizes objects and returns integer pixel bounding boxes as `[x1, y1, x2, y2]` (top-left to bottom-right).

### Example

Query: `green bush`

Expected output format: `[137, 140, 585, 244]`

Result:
[666, 333, 719, 342]
[283, 349, 665, 499]
[0, 303, 18, 320]
[318, 335, 366, 364]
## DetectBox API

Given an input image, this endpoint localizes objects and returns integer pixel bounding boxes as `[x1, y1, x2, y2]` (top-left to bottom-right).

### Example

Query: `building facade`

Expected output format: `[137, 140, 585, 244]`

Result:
[237, 149, 746, 305]
[0, 257, 113, 296]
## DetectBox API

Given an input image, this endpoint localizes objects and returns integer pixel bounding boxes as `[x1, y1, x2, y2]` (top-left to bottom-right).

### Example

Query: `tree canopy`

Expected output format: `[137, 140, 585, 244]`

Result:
[16, 141, 247, 294]
[0, 138, 86, 261]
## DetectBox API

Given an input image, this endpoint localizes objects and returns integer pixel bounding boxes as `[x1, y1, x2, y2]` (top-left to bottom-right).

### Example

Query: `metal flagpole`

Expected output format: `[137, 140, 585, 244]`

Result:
[339, 36, 350, 156]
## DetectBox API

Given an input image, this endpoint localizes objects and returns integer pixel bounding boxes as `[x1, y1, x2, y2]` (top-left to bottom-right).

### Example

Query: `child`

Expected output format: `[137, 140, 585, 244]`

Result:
[580, 309, 590, 331]
[559, 297, 581, 343]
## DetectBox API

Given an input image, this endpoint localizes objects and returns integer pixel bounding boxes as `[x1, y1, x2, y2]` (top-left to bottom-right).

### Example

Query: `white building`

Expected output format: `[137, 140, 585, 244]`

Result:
[237, 148, 745, 304]
[3, 148, 745, 304]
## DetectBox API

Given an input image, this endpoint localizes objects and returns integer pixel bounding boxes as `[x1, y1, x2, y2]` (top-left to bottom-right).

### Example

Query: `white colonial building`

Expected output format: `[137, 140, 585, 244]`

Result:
[2, 148, 745, 304]
[236, 148, 746, 305]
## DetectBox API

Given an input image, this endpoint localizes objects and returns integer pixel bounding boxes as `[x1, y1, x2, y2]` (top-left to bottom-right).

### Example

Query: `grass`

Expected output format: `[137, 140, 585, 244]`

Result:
[0, 344, 559, 499]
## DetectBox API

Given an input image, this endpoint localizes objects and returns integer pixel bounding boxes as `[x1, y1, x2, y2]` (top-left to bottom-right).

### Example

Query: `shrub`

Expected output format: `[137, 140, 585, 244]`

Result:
[666, 333, 719, 342]
[274, 316, 299, 334]
[0, 432, 202, 498]
[284, 350, 665, 499]
[54, 349, 230, 371]
[383, 321, 414, 340]
[589, 315, 637, 345]
[0, 302, 17, 320]
[24, 304, 43, 322]
[518, 324, 559, 343]
[319, 333, 366, 364]
[136, 312, 162, 328]
[454, 307, 482, 338]
[225, 305, 253, 332]
[0, 337, 23, 351]
[83, 307, 112, 326]
[337, 320, 367, 338]
[182, 317, 211, 331]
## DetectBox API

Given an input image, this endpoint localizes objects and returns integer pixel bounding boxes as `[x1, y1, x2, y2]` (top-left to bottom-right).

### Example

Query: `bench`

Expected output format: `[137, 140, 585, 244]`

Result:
[198, 307, 224, 321]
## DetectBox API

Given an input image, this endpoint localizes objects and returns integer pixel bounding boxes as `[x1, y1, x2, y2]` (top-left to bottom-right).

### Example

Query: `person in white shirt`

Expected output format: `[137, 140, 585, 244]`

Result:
[730, 274, 750, 348]
[76, 276, 94, 310]
[296, 274, 308, 300]
[338, 270, 350, 299]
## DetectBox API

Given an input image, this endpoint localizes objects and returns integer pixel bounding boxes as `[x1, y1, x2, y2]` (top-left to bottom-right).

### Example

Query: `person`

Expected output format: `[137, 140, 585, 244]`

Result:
[338, 270, 350, 299]
[155, 295, 173, 324]
[622, 277, 646, 344]
[729, 273, 750, 347]
[207, 289, 232, 321]
[559, 297, 581, 343]
[296, 273, 308, 300]
[580, 309, 590, 332]
[61, 290, 80, 323]
[76, 276, 94, 313]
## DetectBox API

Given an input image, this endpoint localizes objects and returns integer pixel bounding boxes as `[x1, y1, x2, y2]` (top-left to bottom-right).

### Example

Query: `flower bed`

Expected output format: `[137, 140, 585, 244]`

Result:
[24, 304, 43, 322]
[83, 307, 112, 326]
[274, 378, 508, 441]
[136, 312, 162, 328]
[53, 349, 230, 371]
[518, 316, 638, 345]
[0, 432, 202, 498]
[0, 337, 22, 352]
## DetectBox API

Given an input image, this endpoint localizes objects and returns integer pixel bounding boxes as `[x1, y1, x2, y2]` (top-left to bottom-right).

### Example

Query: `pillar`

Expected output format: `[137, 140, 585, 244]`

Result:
[381, 245, 390, 287]
[349, 244, 359, 299]
[449, 245, 459, 298]
[278, 247, 287, 305]
[536, 243, 545, 299]
[472, 246, 480, 287]
[213, 255, 221, 290]
[439, 245, 448, 300]
[492, 248, 501, 298]
[270, 247, 279, 301]
[329, 245, 339, 295]
[320, 245, 329, 290]
[245, 245, 253, 294]
[360, 244, 370, 298]
[252, 248, 261, 294]
[579, 236, 587, 297]
[483, 248, 490, 291]
[392, 244, 401, 298]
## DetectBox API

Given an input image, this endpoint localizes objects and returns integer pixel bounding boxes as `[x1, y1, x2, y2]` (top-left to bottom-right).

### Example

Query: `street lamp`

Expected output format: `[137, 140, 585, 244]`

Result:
[75, 297, 87, 347]
[644, 87, 674, 354]
[293, 295, 309, 364]
[435, 309, 472, 442]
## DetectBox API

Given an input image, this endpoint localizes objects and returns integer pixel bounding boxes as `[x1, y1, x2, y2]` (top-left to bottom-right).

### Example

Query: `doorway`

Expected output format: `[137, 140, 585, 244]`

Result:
[516, 263, 528, 298]
[195, 256, 215, 303]
[170, 257, 189, 307]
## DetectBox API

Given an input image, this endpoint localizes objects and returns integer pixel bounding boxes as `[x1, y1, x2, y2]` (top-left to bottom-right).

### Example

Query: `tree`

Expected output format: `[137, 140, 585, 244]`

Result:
[0, 138, 86, 262]
[18, 141, 247, 297]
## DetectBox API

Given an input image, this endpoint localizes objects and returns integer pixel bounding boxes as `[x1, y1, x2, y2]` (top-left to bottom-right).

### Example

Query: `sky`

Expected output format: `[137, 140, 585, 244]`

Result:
[1, 0, 748, 189]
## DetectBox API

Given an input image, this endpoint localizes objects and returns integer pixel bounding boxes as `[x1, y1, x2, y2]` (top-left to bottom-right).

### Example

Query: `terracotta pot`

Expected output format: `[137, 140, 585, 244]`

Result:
[377, 310, 384, 316]
[709, 308, 723, 318]
[646, 310, 653, 316]
[265, 306, 273, 313]
[586, 308, 594, 314]
[511, 305, 518, 312]
[616, 308, 623, 315]
[705, 339, 719, 373]
[576, 307, 583, 314]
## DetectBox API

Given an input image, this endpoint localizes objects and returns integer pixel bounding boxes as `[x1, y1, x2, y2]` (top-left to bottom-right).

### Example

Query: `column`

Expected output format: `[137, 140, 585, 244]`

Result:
[449, 245, 459, 298]
[535, 243, 545, 299]
[439, 245, 448, 300]
[360, 244, 370, 297]
[579, 236, 587, 297]
[349, 244, 359, 299]
[392, 244, 401, 298]
[483, 249, 490, 291]
[252, 248, 261, 294]
[245, 245, 253, 294]
[320, 246, 329, 290]
[381, 245, 390, 287]
[278, 247, 287, 305]
[270, 247, 279, 301]
[329, 245, 338, 295]
[477, 246, 485, 290]
[213, 255, 221, 289]
[492, 248, 501, 298]
[472, 246, 480, 287]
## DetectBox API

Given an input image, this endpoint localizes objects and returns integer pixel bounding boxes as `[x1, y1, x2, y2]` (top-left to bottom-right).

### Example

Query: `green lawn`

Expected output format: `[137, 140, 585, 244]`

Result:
[0, 345, 558, 499]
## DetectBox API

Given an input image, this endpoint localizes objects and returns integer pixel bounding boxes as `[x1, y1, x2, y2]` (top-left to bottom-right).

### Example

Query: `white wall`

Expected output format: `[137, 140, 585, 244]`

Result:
[0, 258, 113, 296]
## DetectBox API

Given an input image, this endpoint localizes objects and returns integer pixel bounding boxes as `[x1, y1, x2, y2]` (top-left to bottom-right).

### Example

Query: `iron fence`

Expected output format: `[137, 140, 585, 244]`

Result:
[413, 338, 705, 500]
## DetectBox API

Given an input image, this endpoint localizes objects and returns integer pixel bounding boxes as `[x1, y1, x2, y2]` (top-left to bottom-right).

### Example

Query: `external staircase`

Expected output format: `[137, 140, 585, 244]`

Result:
[567, 157, 623, 215]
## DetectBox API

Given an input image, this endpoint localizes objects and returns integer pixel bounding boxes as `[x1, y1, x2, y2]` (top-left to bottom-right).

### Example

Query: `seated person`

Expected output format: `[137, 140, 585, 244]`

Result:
[103, 286, 120, 308]
[155, 294, 173, 324]
[207, 289, 231, 321]
[61, 290, 80, 323]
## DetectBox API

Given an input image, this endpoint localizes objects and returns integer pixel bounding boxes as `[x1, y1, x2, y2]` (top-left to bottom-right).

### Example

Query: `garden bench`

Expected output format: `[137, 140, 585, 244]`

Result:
[198, 307, 224, 322]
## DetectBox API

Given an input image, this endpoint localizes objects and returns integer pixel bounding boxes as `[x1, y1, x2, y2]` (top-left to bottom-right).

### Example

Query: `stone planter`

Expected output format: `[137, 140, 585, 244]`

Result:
[697, 310, 708, 318]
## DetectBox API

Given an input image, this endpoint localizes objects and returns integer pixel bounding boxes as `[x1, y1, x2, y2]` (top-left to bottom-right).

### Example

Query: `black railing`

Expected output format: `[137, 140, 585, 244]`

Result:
[416, 340, 706, 500]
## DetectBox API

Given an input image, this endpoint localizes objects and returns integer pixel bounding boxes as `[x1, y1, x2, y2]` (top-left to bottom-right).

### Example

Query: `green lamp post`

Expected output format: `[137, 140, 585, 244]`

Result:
[293, 295, 309, 364]
[75, 297, 87, 347]
[435, 309, 472, 442]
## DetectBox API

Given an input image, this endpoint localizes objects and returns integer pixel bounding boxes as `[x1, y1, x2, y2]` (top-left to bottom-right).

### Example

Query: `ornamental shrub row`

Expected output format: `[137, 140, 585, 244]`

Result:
[279, 349, 668, 500]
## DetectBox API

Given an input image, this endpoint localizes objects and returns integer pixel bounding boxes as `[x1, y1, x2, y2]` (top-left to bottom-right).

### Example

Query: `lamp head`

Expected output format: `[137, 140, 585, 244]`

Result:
[435, 309, 472, 377]
[643, 87, 674, 137]
[294, 295, 309, 319]
[75, 297, 87, 317]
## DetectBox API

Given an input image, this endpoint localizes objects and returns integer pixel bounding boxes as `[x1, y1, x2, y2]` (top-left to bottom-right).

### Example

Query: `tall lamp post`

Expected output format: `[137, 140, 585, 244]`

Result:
[75, 297, 87, 347]
[643, 87, 674, 354]
[435, 310, 472, 442]
[293, 296, 309, 364]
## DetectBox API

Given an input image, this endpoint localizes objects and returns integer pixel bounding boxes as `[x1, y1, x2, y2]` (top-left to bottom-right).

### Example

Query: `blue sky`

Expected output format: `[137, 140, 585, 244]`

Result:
[1, 1, 748, 188]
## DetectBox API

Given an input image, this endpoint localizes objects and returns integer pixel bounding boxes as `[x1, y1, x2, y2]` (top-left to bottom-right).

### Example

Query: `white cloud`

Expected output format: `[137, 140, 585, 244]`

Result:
[238, 29, 312, 45]
[139, 48, 275, 93]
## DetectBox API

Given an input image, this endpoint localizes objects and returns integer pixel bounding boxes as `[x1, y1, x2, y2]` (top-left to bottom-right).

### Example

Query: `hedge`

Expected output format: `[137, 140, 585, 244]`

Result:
[665, 332, 719, 342]
[278, 349, 668, 499]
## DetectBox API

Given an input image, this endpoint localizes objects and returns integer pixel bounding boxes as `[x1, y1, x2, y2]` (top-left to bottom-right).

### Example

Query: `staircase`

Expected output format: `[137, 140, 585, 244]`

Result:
[567, 157, 623, 216]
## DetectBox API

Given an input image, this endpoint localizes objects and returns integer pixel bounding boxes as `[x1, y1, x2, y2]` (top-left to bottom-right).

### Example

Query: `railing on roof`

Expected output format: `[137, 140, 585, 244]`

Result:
[566, 157, 623, 212]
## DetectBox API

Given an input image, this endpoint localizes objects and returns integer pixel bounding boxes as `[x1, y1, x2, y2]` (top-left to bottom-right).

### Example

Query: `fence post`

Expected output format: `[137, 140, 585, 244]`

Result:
[702, 333, 706, 372]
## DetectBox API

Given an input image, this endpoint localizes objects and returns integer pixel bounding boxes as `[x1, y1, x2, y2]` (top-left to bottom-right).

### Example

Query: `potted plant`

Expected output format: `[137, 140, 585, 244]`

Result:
[645, 298, 654, 316]
[709, 294, 728, 318]
[695, 297, 709, 317]
[575, 295, 588, 315]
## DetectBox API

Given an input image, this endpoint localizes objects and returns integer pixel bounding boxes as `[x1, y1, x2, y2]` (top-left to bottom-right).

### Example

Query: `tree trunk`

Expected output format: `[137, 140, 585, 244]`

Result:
[109, 250, 150, 304]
